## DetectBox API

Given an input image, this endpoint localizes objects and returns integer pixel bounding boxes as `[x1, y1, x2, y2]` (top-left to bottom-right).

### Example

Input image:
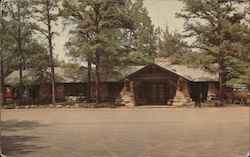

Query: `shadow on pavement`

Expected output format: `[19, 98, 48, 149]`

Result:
[2, 120, 48, 132]
[2, 120, 50, 156]
[2, 135, 49, 156]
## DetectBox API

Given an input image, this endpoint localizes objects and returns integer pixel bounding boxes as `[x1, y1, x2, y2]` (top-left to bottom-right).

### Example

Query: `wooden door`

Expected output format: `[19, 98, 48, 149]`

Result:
[136, 81, 170, 105]
[144, 82, 168, 105]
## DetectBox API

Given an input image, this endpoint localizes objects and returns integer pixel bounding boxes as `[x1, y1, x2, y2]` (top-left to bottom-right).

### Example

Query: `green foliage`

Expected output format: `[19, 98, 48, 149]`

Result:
[157, 25, 217, 72]
[245, 3, 250, 23]
[61, 0, 132, 64]
[4, 0, 33, 44]
[157, 26, 190, 64]
[61, 0, 136, 103]
[31, 0, 59, 40]
[177, 0, 250, 86]
[177, 0, 246, 49]
[62, 62, 86, 82]
[31, 0, 61, 104]
[115, 0, 157, 65]
[158, 27, 186, 57]
[224, 57, 244, 86]
[2, 0, 33, 81]
[25, 41, 50, 84]
[1, 27, 18, 76]
[61, 0, 156, 67]
[2, 0, 51, 85]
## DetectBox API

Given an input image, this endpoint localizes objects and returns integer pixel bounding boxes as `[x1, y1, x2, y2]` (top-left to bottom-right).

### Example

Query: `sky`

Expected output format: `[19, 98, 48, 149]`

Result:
[54, 0, 185, 61]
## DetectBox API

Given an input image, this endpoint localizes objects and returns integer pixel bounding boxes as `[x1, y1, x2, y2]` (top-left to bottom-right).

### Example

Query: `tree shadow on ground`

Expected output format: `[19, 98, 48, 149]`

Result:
[2, 120, 50, 156]
[2, 135, 49, 156]
[2, 119, 48, 131]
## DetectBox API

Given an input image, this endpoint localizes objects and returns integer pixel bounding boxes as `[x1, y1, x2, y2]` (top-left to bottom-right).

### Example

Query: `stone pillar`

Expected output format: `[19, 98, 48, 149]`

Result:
[182, 80, 190, 98]
[115, 78, 136, 107]
[172, 78, 192, 106]
[207, 82, 218, 101]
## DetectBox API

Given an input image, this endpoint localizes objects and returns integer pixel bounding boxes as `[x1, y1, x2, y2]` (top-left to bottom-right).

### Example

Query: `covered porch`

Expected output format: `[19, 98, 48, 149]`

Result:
[134, 80, 176, 105]
[118, 63, 218, 107]
[118, 64, 181, 107]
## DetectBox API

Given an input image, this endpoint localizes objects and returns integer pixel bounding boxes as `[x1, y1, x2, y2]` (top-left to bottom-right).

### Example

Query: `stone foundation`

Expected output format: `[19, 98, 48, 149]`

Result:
[207, 82, 218, 101]
[115, 79, 135, 107]
[172, 90, 192, 106]
[172, 78, 192, 106]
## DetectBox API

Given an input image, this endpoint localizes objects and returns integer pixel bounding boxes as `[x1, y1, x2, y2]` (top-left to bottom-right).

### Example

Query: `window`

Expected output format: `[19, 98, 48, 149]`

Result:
[65, 83, 86, 96]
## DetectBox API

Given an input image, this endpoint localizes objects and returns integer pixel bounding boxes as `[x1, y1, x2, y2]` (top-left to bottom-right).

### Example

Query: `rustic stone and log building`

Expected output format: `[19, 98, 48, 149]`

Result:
[5, 58, 219, 106]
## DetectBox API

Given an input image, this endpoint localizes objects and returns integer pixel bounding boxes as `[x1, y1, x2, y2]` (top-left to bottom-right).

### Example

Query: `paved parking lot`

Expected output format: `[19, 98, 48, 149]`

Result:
[1, 107, 250, 157]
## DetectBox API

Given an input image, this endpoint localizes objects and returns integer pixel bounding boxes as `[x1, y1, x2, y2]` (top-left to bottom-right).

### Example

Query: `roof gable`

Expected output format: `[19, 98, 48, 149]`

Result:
[126, 63, 179, 80]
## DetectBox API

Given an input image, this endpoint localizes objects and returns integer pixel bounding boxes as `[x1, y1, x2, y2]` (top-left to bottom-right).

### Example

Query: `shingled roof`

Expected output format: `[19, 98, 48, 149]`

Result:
[5, 66, 144, 85]
[154, 58, 219, 82]
[5, 63, 218, 85]
[157, 64, 218, 82]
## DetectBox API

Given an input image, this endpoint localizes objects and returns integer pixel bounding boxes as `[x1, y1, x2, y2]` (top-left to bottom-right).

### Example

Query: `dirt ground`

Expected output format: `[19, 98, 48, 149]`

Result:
[1, 107, 250, 157]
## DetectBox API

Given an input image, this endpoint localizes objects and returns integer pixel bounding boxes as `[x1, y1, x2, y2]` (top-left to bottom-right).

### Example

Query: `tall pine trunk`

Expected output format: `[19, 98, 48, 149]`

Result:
[47, 0, 56, 104]
[0, 40, 5, 106]
[18, 28, 24, 105]
[95, 52, 100, 104]
[17, 4, 24, 105]
[87, 56, 91, 102]
[48, 35, 56, 104]
[18, 46, 23, 105]
[218, 51, 225, 105]
[0, 2, 4, 106]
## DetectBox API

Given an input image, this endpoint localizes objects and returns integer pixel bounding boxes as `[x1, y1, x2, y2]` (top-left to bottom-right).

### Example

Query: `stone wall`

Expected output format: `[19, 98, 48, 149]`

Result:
[182, 80, 190, 98]
[207, 82, 218, 101]
[172, 78, 192, 106]
[115, 79, 135, 107]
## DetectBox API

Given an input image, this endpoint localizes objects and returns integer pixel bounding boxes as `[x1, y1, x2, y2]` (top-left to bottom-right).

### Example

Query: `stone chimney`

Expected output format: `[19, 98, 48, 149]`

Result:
[154, 57, 171, 67]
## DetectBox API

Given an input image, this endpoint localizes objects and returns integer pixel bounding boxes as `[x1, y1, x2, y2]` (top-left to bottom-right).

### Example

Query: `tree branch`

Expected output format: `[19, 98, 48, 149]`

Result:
[188, 45, 218, 57]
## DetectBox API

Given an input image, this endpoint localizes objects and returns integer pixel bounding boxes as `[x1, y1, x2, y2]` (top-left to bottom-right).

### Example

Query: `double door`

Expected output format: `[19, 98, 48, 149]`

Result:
[137, 81, 169, 105]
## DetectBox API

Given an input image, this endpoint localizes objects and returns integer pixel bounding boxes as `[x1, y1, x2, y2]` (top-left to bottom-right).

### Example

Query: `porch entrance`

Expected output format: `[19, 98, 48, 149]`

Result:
[136, 81, 170, 105]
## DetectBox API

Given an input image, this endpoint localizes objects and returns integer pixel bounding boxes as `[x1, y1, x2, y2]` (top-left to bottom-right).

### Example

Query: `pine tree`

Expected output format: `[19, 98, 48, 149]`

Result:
[61, 0, 133, 104]
[25, 40, 50, 85]
[4, 0, 33, 104]
[246, 4, 250, 23]
[0, 0, 7, 106]
[115, 0, 157, 65]
[31, 0, 59, 104]
[157, 26, 190, 61]
[177, 0, 249, 104]
[64, 32, 94, 102]
[157, 26, 218, 70]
